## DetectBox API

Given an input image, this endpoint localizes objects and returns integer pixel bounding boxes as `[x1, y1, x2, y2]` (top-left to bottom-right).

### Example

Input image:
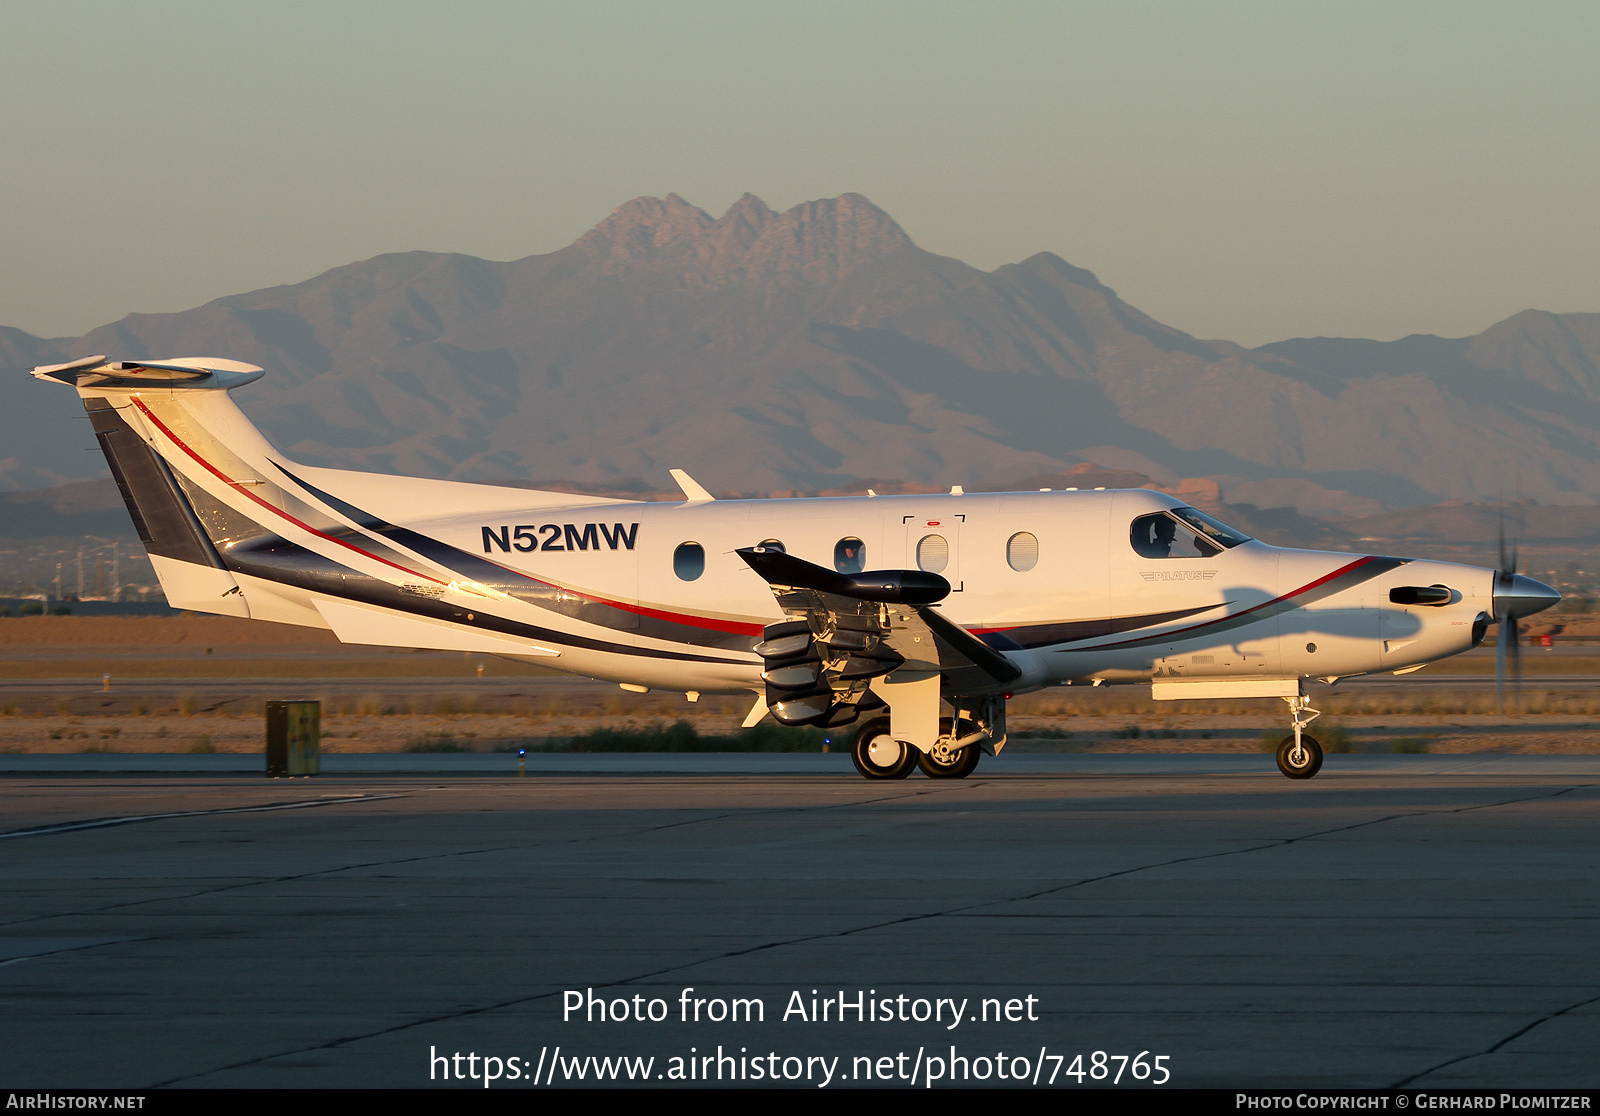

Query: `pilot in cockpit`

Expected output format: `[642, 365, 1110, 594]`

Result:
[1132, 513, 1178, 558]
[1132, 508, 1248, 559]
[1152, 516, 1176, 557]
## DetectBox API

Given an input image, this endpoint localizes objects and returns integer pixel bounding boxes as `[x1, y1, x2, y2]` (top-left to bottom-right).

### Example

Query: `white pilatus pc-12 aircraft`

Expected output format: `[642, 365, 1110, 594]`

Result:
[34, 355, 1561, 781]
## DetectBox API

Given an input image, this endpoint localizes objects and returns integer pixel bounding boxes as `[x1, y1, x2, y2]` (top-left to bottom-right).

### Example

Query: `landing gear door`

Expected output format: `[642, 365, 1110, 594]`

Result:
[904, 513, 962, 593]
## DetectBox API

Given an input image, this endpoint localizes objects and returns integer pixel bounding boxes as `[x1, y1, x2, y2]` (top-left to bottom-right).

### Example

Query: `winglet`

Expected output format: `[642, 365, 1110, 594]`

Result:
[669, 468, 715, 504]
[736, 546, 950, 605]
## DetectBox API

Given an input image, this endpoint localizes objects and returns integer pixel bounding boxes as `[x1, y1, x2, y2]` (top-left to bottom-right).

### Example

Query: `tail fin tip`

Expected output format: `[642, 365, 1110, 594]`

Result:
[31, 356, 264, 390]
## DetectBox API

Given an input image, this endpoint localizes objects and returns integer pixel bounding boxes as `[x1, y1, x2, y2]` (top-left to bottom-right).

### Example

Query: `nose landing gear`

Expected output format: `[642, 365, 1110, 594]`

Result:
[1276, 694, 1323, 779]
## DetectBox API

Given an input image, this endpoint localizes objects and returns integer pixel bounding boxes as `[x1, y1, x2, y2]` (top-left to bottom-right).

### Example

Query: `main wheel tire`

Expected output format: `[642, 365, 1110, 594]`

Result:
[1276, 734, 1323, 779]
[852, 717, 916, 779]
[916, 743, 981, 779]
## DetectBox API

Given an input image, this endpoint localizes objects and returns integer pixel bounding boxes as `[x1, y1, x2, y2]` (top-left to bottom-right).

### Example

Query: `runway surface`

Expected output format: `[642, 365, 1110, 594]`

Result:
[2, 756, 1596, 1089]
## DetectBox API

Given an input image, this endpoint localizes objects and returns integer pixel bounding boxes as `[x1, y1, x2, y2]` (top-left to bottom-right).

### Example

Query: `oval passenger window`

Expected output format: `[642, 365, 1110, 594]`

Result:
[673, 542, 705, 581]
[834, 537, 866, 574]
[916, 534, 949, 573]
[1007, 531, 1039, 572]
[757, 538, 786, 553]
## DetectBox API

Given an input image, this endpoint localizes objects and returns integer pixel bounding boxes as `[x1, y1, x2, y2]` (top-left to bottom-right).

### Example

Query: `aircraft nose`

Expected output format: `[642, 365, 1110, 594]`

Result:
[1493, 573, 1561, 620]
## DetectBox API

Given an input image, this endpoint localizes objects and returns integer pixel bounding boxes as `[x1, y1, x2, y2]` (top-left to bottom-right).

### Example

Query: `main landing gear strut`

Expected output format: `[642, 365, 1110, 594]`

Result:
[1276, 693, 1323, 779]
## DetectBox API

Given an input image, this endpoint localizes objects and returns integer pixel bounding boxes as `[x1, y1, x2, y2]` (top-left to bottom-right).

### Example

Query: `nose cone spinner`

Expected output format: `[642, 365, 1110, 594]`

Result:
[1494, 573, 1561, 620]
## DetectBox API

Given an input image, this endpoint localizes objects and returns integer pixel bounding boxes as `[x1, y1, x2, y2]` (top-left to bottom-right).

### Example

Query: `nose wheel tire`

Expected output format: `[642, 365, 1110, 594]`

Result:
[851, 717, 916, 779]
[916, 744, 981, 779]
[1276, 734, 1323, 780]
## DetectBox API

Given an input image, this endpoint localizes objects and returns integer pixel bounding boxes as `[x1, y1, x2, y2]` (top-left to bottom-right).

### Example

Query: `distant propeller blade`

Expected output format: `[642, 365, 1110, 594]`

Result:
[1509, 615, 1522, 713]
[1493, 508, 1525, 715]
[1495, 610, 1509, 715]
[1490, 568, 1560, 716]
[1495, 609, 1524, 715]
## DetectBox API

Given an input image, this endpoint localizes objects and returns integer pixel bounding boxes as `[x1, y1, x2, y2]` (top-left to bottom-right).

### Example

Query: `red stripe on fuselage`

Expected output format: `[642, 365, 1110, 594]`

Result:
[976, 555, 1385, 650]
[470, 552, 763, 636]
[1079, 555, 1383, 650]
[136, 399, 763, 637]
[622, 601, 763, 636]
[130, 397, 447, 585]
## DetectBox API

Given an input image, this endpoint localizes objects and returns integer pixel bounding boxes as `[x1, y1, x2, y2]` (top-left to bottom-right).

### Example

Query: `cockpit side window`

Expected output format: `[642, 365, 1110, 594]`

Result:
[1131, 513, 1179, 558]
[1130, 509, 1251, 559]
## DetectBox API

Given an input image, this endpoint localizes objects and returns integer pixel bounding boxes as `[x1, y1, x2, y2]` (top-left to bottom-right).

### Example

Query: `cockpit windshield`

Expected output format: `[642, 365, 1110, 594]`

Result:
[1170, 507, 1251, 549]
[1130, 507, 1252, 559]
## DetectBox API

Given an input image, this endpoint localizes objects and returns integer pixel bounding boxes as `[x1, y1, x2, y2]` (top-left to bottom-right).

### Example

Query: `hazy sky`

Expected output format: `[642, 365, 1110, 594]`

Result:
[3, 1, 1597, 346]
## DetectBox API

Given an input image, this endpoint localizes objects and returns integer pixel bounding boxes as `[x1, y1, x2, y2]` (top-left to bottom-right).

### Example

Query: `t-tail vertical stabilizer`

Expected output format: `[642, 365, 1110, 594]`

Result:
[30, 356, 581, 633]
[32, 357, 273, 619]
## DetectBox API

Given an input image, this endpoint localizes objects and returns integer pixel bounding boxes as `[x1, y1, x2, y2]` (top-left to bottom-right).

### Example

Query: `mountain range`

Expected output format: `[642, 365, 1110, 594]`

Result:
[6, 192, 1599, 517]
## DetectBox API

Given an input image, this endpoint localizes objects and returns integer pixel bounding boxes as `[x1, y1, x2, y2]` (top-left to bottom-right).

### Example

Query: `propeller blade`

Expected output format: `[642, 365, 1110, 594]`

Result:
[1494, 612, 1523, 715]
[1492, 569, 1559, 715]
[1508, 616, 1522, 713]
[1495, 611, 1510, 715]
[1497, 509, 1521, 574]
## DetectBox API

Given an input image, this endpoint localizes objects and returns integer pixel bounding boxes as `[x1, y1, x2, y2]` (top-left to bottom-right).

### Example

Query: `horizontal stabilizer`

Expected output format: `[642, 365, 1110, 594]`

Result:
[31, 356, 264, 391]
[736, 546, 950, 605]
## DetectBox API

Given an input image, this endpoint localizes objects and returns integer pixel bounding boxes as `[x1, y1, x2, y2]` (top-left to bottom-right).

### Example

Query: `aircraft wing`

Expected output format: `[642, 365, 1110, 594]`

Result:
[736, 546, 1022, 690]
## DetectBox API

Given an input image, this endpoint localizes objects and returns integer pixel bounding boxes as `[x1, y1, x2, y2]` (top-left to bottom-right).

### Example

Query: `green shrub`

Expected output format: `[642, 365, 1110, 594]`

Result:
[1319, 724, 1353, 753]
[559, 720, 825, 753]
[405, 732, 473, 753]
[1391, 737, 1432, 754]
[724, 721, 827, 753]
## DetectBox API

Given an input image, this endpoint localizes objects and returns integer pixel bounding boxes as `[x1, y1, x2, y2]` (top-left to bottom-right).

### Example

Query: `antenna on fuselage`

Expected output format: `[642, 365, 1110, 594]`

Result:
[669, 469, 715, 505]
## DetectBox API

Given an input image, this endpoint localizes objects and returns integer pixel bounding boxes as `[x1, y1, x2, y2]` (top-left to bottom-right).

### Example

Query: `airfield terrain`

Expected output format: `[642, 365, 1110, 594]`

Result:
[4, 626, 1599, 1089]
[3, 757, 1597, 1088]
[2, 616, 1600, 759]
